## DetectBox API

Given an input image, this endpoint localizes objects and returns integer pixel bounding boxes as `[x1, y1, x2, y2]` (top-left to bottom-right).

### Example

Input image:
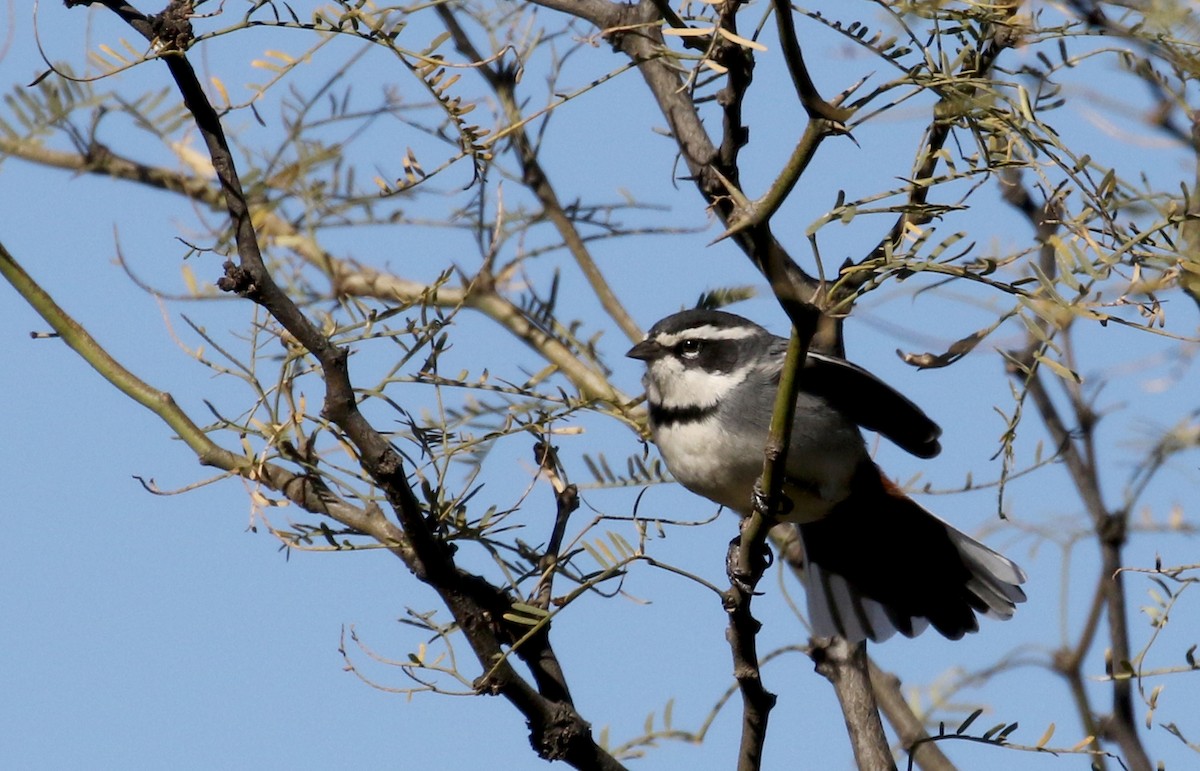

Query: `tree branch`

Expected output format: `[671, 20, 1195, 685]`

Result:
[548, 0, 826, 320]
[867, 660, 956, 771]
[775, 527, 953, 771]
[0, 132, 632, 410]
[1001, 175, 1152, 771]
[0, 239, 399, 547]
[770, 0, 852, 123]
[813, 638, 896, 771]
[434, 5, 644, 345]
[65, 2, 623, 766]
[841, 9, 1019, 298]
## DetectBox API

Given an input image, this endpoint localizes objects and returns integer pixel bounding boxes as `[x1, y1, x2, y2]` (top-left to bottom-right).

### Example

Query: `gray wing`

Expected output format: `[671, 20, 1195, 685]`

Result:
[763, 338, 942, 458]
[803, 350, 942, 458]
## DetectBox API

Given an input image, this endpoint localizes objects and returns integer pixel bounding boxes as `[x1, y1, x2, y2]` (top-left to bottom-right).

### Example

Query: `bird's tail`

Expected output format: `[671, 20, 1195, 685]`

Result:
[797, 464, 1026, 643]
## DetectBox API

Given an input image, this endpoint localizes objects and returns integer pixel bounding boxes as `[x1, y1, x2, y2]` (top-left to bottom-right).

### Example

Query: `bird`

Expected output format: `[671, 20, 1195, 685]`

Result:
[626, 308, 1026, 642]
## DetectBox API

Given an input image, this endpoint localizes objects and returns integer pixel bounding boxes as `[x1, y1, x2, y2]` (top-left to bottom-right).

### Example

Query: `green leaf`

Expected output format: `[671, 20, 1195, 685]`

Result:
[956, 708, 983, 735]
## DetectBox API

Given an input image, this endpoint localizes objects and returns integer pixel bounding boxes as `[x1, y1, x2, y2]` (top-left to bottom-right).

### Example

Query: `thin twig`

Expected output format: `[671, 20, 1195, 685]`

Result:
[435, 6, 644, 345]
[1001, 173, 1152, 771]
[67, 2, 624, 766]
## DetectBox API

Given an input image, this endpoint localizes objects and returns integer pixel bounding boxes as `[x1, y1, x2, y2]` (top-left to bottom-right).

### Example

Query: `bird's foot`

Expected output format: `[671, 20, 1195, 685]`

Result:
[752, 479, 794, 520]
[725, 532, 773, 595]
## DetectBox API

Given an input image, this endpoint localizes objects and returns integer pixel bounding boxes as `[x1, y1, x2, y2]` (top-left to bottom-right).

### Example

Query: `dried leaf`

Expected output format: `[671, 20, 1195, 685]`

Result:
[717, 27, 768, 51]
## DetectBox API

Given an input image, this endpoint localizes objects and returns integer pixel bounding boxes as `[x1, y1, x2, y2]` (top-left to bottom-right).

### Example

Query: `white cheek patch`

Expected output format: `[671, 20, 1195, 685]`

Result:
[647, 357, 748, 410]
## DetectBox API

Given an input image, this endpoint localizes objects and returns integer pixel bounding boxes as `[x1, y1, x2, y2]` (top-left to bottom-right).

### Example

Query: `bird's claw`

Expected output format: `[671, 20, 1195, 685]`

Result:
[725, 534, 773, 595]
[752, 480, 794, 519]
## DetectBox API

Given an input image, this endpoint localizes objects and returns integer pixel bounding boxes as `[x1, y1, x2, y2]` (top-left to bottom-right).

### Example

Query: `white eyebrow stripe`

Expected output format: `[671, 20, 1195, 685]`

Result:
[653, 325, 759, 347]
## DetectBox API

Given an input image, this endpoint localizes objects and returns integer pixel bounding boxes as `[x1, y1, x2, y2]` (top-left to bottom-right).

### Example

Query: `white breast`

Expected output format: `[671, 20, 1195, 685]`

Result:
[651, 395, 864, 522]
[652, 414, 761, 514]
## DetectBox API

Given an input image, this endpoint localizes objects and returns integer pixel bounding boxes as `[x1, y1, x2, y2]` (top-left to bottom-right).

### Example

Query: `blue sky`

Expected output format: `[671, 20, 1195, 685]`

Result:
[3, 2, 1199, 770]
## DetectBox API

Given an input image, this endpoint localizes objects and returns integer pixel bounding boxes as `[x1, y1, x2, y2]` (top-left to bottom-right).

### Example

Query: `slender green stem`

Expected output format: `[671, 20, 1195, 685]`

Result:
[0, 240, 237, 468]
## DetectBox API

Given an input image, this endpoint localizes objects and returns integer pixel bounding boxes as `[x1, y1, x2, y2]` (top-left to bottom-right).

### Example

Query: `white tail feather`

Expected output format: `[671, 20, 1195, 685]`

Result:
[803, 558, 931, 643]
[798, 513, 1024, 643]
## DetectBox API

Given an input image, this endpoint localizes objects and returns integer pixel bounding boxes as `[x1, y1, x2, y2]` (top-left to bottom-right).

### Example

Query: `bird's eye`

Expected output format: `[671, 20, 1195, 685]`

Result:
[678, 339, 703, 359]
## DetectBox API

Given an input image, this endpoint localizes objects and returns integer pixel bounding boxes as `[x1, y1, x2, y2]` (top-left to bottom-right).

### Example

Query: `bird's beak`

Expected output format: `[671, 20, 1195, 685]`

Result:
[625, 339, 662, 361]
